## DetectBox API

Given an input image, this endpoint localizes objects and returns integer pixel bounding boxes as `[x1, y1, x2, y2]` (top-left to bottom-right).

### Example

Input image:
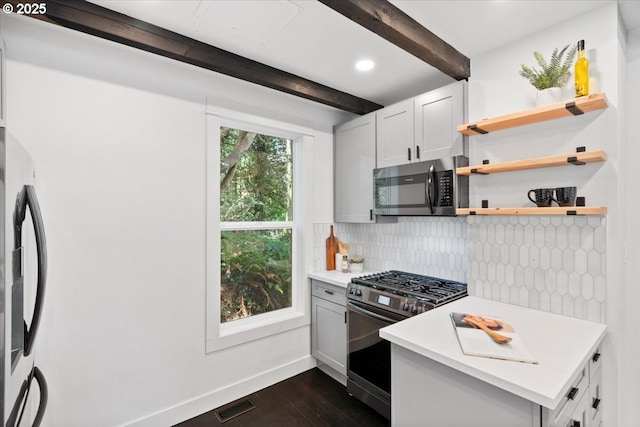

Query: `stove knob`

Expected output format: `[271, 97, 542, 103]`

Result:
[355, 288, 362, 297]
[410, 305, 418, 314]
[348, 288, 355, 295]
[417, 306, 426, 314]
[401, 302, 410, 311]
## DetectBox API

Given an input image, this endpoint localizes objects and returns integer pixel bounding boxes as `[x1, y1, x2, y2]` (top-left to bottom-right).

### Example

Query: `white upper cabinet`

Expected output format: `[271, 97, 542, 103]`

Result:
[334, 81, 466, 223]
[414, 80, 467, 162]
[334, 112, 376, 223]
[376, 99, 414, 168]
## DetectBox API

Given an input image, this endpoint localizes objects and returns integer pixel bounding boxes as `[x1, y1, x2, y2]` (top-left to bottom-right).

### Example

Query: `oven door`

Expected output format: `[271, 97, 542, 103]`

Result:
[346, 300, 405, 419]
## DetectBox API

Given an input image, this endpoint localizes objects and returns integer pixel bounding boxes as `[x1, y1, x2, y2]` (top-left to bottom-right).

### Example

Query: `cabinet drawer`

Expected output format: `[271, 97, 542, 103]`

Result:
[564, 386, 590, 427]
[590, 368, 603, 426]
[589, 346, 602, 383]
[546, 365, 588, 426]
[311, 279, 347, 306]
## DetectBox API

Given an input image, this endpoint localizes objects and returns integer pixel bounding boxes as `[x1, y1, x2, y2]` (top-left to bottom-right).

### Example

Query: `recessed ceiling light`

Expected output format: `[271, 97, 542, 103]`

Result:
[355, 59, 375, 72]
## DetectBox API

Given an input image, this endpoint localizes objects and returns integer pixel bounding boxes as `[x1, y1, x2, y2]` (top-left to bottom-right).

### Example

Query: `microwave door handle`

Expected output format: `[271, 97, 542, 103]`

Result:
[427, 165, 436, 214]
[23, 185, 48, 357]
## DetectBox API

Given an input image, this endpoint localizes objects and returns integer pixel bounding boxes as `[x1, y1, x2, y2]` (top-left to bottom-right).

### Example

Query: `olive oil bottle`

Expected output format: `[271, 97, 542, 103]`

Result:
[575, 40, 589, 97]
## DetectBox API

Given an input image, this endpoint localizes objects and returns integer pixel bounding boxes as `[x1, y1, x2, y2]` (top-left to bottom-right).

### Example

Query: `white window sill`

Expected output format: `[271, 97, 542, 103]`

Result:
[206, 308, 308, 353]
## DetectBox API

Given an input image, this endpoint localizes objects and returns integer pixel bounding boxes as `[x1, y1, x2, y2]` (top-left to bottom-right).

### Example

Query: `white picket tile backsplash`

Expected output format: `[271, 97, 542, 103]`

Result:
[314, 218, 468, 283]
[314, 215, 606, 323]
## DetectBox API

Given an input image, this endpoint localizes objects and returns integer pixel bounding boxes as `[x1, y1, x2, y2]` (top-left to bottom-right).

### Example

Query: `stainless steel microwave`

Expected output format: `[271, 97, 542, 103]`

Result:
[373, 156, 469, 216]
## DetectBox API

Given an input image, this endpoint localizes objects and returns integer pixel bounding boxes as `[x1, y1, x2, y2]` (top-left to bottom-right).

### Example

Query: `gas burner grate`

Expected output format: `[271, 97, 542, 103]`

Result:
[352, 270, 466, 305]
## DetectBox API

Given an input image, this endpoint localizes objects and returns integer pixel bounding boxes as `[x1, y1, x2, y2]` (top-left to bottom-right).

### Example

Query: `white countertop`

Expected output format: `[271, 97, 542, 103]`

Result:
[379, 296, 606, 410]
[307, 270, 379, 288]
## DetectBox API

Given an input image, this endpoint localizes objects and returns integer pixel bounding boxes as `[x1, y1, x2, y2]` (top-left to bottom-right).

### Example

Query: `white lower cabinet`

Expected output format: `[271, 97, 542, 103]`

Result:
[311, 280, 347, 384]
[391, 344, 604, 427]
[542, 364, 588, 427]
[543, 348, 603, 427]
[542, 365, 588, 427]
[589, 347, 603, 427]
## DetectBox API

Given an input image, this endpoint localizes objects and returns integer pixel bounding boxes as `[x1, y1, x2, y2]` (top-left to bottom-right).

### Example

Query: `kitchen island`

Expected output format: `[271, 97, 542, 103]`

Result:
[380, 296, 606, 427]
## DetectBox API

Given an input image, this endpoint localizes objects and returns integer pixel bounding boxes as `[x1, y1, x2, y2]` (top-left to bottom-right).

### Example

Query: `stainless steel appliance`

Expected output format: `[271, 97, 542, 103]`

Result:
[346, 271, 467, 419]
[373, 156, 469, 216]
[1, 127, 48, 426]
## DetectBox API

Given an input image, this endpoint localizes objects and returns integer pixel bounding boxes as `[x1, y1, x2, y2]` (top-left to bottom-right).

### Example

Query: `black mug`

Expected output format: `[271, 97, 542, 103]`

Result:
[555, 186, 577, 207]
[528, 188, 557, 207]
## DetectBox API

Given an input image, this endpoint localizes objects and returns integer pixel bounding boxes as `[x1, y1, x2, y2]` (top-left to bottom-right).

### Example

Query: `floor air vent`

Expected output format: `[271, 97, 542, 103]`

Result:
[215, 398, 256, 423]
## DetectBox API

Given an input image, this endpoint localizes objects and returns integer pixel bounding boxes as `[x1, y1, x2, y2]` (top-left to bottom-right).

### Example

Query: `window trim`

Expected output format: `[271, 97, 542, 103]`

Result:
[205, 106, 313, 353]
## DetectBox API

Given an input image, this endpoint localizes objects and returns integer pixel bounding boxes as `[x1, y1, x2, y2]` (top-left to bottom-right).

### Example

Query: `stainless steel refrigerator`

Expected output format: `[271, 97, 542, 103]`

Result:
[1, 126, 48, 426]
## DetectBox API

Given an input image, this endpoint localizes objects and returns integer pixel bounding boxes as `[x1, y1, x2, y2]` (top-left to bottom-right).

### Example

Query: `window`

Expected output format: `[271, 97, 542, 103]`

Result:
[206, 106, 312, 352]
[220, 128, 293, 323]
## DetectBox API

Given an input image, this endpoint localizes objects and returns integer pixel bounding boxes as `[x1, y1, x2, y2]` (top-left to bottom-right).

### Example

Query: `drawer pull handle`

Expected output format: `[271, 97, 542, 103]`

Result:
[324, 290, 334, 295]
[592, 398, 601, 410]
[567, 387, 579, 400]
[592, 352, 601, 363]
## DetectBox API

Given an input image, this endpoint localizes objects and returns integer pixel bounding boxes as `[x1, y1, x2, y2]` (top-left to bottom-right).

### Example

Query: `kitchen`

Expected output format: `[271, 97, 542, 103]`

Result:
[0, 1, 638, 426]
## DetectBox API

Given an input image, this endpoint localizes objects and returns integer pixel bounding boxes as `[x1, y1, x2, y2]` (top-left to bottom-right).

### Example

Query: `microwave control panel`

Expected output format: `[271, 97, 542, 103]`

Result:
[437, 171, 453, 207]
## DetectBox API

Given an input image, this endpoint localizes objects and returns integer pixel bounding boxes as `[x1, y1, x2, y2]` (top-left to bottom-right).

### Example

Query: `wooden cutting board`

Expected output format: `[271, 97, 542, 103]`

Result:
[325, 225, 339, 270]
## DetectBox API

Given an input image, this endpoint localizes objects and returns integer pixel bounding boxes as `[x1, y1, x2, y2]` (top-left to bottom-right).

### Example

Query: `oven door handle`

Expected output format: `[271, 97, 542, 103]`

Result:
[347, 301, 398, 324]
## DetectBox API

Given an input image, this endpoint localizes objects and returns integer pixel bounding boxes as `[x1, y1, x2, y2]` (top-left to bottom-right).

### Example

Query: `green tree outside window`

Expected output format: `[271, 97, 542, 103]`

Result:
[219, 127, 293, 322]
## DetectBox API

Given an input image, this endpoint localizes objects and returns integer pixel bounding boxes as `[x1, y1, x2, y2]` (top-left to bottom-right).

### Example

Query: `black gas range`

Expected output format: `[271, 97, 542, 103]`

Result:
[346, 270, 467, 318]
[345, 270, 467, 420]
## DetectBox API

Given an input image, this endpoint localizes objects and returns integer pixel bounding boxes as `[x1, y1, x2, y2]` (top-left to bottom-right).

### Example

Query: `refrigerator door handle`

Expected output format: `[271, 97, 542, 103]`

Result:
[6, 376, 29, 427]
[25, 367, 48, 427]
[14, 185, 48, 357]
[6, 366, 48, 427]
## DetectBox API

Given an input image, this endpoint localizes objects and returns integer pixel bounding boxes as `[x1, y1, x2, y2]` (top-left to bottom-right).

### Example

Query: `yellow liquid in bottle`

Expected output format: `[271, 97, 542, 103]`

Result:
[575, 50, 589, 97]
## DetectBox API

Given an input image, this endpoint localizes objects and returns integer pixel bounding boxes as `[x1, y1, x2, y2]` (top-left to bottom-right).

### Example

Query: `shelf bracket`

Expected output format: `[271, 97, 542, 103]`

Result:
[567, 156, 586, 165]
[468, 124, 488, 134]
[567, 210, 578, 216]
[565, 102, 584, 116]
[568, 147, 586, 165]
[470, 168, 489, 175]
[482, 200, 489, 208]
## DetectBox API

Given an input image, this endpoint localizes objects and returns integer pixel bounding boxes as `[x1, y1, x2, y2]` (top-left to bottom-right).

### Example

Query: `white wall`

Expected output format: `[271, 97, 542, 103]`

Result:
[621, 24, 640, 427]
[2, 14, 350, 427]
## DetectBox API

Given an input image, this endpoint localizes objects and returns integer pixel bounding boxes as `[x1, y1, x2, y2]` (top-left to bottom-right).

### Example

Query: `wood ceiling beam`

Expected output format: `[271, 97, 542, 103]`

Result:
[7, 0, 383, 115]
[318, 0, 470, 81]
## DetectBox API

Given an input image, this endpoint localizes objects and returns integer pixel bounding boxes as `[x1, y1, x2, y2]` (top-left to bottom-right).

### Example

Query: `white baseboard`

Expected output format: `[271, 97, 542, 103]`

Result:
[122, 355, 316, 427]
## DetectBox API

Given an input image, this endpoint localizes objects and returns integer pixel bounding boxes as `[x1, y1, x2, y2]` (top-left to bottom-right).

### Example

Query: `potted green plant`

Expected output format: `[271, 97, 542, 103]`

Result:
[519, 44, 577, 106]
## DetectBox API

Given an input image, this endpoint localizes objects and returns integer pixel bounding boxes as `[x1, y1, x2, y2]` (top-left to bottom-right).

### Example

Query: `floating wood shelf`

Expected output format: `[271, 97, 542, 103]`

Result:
[457, 93, 608, 136]
[457, 207, 607, 216]
[457, 149, 607, 176]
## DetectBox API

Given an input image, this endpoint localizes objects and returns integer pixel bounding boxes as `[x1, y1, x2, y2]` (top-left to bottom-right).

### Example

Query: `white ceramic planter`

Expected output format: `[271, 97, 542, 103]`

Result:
[350, 262, 363, 273]
[536, 87, 562, 107]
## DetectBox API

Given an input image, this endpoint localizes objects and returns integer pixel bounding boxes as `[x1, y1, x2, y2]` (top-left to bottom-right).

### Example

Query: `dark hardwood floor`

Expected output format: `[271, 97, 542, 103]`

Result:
[175, 368, 389, 427]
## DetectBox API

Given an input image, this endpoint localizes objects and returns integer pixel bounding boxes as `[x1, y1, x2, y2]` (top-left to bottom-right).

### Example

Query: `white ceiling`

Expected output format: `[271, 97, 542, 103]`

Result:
[91, 0, 640, 107]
